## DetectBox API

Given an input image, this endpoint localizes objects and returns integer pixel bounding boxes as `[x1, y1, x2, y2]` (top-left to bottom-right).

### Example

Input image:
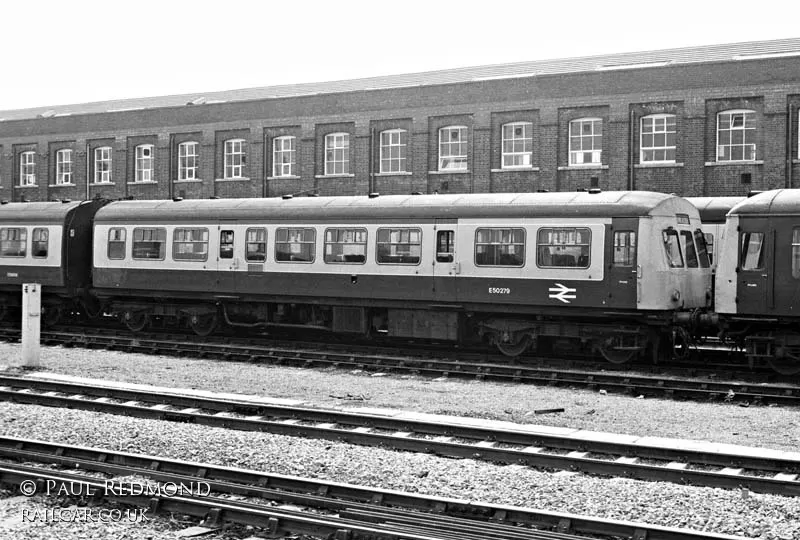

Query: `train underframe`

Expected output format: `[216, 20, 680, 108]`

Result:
[99, 295, 674, 366]
[720, 320, 800, 376]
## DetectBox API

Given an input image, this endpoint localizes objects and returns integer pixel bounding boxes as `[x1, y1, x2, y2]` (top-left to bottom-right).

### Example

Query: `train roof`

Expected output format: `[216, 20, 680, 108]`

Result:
[729, 189, 800, 216]
[0, 200, 88, 224]
[94, 191, 697, 223]
[686, 197, 747, 223]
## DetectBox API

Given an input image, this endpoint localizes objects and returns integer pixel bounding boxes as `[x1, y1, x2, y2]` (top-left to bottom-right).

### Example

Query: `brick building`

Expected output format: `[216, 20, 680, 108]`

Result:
[0, 38, 799, 202]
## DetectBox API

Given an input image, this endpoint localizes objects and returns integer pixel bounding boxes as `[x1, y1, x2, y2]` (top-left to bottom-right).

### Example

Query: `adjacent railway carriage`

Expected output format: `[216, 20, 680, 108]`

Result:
[0, 199, 108, 323]
[686, 197, 745, 267]
[92, 191, 710, 361]
[715, 190, 800, 374]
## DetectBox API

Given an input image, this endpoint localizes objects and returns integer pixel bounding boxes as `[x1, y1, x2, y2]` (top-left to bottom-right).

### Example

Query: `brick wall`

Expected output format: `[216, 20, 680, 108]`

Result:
[0, 58, 798, 201]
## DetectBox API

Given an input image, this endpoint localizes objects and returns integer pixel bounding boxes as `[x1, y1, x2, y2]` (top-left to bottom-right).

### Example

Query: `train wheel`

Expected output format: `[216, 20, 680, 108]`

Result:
[189, 313, 218, 337]
[496, 334, 531, 357]
[123, 311, 148, 332]
[598, 336, 637, 365]
[767, 355, 800, 376]
[42, 306, 62, 327]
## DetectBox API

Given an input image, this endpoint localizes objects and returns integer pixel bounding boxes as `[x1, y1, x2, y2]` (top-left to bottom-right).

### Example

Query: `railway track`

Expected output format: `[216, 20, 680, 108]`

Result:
[0, 436, 750, 540]
[1, 326, 798, 406]
[0, 375, 798, 496]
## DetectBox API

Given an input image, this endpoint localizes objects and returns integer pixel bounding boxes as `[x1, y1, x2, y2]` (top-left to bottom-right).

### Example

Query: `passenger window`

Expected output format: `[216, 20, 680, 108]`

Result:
[108, 228, 126, 259]
[476, 228, 525, 267]
[219, 230, 234, 259]
[132, 228, 166, 260]
[276, 228, 316, 262]
[694, 230, 710, 268]
[32, 228, 48, 258]
[680, 230, 699, 268]
[793, 228, 800, 279]
[740, 232, 765, 270]
[536, 228, 589, 268]
[324, 228, 367, 264]
[246, 228, 266, 262]
[377, 228, 421, 265]
[704, 233, 714, 264]
[0, 228, 27, 257]
[436, 230, 454, 263]
[662, 229, 684, 268]
[613, 231, 636, 266]
[173, 228, 209, 261]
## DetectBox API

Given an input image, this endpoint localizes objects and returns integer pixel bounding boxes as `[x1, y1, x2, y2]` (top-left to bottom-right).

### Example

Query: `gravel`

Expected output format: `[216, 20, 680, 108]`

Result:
[0, 402, 799, 539]
[0, 342, 798, 452]
[1, 342, 800, 539]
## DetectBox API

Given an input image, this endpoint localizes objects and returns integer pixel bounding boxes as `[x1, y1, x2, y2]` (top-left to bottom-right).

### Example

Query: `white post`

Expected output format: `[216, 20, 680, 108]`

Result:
[21, 283, 41, 368]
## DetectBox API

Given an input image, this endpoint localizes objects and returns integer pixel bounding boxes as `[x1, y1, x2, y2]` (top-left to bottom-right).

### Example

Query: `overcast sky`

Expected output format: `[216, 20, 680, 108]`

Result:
[1, 0, 797, 111]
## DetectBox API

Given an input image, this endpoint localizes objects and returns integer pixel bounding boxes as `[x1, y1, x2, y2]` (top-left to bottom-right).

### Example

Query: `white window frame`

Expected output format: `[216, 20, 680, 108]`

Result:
[379, 129, 407, 173]
[19, 151, 36, 186]
[93, 146, 113, 184]
[134, 144, 154, 183]
[272, 136, 296, 177]
[568, 118, 602, 166]
[640, 114, 677, 163]
[224, 138, 247, 179]
[324, 133, 350, 176]
[55, 149, 73, 185]
[178, 141, 199, 181]
[438, 126, 468, 171]
[501, 122, 533, 168]
[716, 109, 757, 162]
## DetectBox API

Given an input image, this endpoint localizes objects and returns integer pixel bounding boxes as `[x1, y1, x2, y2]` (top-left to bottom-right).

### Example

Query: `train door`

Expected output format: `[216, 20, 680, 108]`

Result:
[216, 225, 240, 294]
[606, 218, 638, 308]
[432, 221, 459, 302]
[769, 219, 800, 317]
[737, 217, 772, 314]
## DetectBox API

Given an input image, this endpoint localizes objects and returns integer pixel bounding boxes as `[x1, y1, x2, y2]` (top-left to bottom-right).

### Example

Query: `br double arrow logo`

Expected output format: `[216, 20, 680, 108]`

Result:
[548, 283, 577, 304]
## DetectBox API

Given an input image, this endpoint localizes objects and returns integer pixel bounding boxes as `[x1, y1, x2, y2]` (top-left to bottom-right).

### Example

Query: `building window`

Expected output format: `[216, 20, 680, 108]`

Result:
[32, 228, 48, 258]
[132, 228, 166, 260]
[19, 152, 36, 186]
[324, 228, 366, 264]
[275, 227, 316, 262]
[536, 228, 591, 268]
[55, 149, 73, 185]
[135, 144, 154, 183]
[94, 146, 113, 184]
[640, 114, 676, 163]
[173, 228, 209, 261]
[178, 142, 199, 180]
[108, 228, 127, 260]
[717, 110, 756, 162]
[475, 228, 525, 267]
[272, 136, 296, 177]
[438, 126, 468, 171]
[376, 228, 421, 265]
[224, 139, 247, 179]
[324, 133, 349, 175]
[569, 118, 602, 165]
[501, 122, 532, 168]
[0, 228, 27, 257]
[246, 228, 267, 262]
[379, 129, 407, 173]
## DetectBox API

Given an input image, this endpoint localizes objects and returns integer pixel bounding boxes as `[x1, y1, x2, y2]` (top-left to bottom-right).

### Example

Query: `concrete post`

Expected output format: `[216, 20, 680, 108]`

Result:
[21, 283, 41, 367]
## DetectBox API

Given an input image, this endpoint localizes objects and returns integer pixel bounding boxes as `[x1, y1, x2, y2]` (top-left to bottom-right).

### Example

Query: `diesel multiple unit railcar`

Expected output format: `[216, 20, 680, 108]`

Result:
[0, 199, 108, 324]
[90, 191, 711, 362]
[686, 197, 746, 266]
[714, 190, 800, 374]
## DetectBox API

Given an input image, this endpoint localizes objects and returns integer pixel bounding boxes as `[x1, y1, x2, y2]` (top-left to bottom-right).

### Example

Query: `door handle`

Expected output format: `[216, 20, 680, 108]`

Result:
[761, 274, 768, 278]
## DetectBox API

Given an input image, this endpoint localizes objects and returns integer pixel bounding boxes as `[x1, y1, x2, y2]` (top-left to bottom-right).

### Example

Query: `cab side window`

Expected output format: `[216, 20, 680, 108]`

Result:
[662, 229, 684, 268]
[740, 232, 765, 270]
[680, 230, 699, 268]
